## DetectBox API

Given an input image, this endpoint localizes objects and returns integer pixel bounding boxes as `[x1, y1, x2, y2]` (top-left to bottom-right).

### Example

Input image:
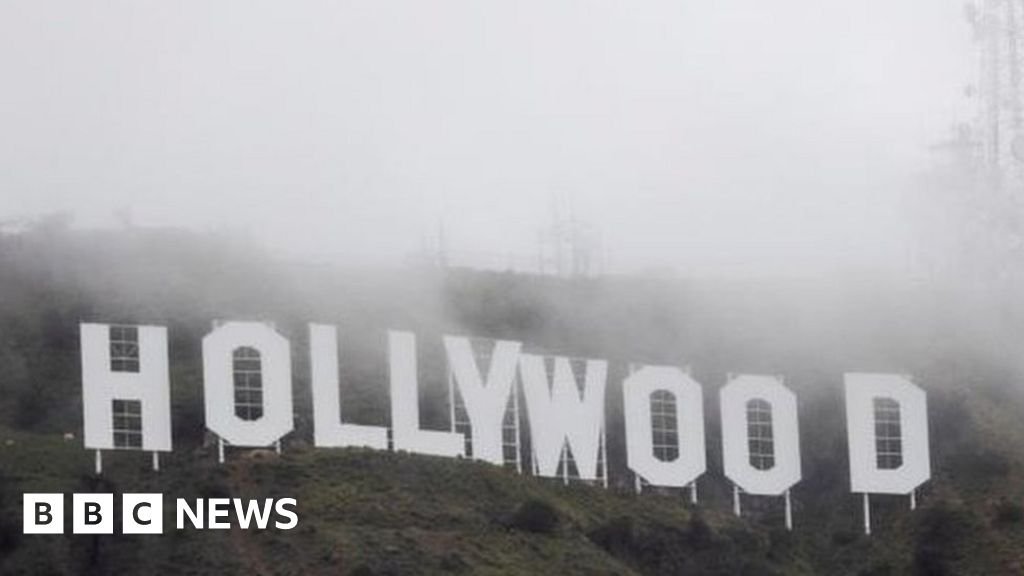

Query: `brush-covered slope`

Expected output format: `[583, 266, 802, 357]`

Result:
[2, 222, 1024, 575]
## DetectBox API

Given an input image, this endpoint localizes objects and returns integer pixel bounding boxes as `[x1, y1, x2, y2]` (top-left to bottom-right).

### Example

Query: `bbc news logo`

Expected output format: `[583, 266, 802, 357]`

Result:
[23, 494, 298, 534]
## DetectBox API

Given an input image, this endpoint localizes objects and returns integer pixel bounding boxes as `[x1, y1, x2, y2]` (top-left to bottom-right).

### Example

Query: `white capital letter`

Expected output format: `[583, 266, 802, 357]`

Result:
[720, 374, 801, 495]
[390, 331, 464, 457]
[623, 366, 705, 488]
[81, 324, 172, 452]
[309, 324, 388, 449]
[845, 373, 930, 494]
[520, 354, 607, 480]
[202, 322, 293, 447]
[444, 336, 522, 465]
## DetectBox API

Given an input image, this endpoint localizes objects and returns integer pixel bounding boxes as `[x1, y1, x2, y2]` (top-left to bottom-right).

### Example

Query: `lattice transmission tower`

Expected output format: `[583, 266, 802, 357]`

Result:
[964, 0, 1024, 265]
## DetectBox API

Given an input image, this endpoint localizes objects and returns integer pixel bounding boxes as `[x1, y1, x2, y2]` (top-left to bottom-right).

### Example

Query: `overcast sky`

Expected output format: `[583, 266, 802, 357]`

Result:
[0, 1, 973, 278]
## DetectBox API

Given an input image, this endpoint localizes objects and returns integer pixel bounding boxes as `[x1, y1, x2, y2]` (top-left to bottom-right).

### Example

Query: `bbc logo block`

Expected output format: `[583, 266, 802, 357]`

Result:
[23, 494, 63, 534]
[122, 493, 163, 534]
[23, 494, 297, 534]
[72, 493, 114, 534]
[23, 493, 163, 535]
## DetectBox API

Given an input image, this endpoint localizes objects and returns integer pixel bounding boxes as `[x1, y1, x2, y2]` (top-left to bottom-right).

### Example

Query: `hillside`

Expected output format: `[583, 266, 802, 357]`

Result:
[3, 222, 1024, 575]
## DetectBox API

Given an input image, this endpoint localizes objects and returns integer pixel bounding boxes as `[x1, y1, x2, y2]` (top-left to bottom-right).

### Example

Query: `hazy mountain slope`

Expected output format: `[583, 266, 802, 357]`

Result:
[2, 224, 1024, 575]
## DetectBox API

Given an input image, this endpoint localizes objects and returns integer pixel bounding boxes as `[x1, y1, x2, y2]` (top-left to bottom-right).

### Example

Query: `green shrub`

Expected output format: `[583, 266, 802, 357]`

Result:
[588, 515, 637, 557]
[913, 503, 975, 576]
[993, 499, 1024, 527]
[509, 499, 559, 534]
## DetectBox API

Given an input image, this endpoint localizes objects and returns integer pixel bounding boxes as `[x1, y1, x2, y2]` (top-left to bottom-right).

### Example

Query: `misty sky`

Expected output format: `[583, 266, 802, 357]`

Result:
[0, 1, 973, 277]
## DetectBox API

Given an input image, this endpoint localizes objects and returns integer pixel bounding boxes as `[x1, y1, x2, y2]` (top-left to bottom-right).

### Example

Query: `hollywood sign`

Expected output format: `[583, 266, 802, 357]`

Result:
[80, 321, 931, 534]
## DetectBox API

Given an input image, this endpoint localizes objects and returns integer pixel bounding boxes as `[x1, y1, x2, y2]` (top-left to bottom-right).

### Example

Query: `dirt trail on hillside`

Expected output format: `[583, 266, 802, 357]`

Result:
[225, 456, 274, 576]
